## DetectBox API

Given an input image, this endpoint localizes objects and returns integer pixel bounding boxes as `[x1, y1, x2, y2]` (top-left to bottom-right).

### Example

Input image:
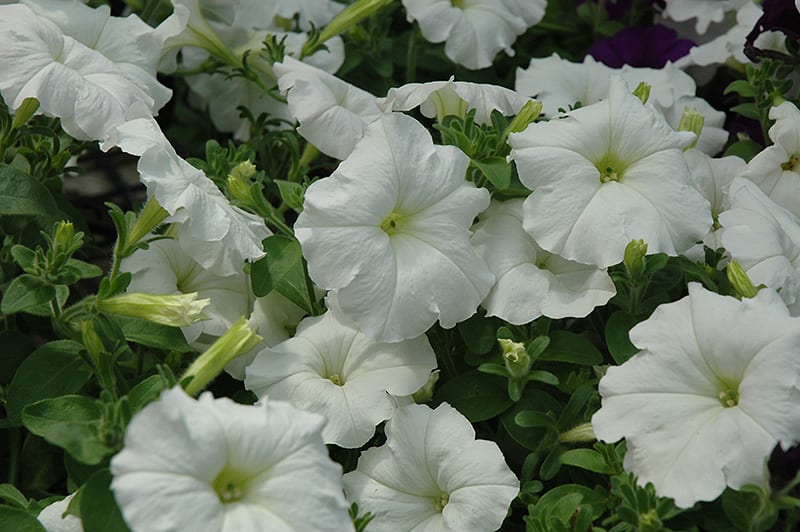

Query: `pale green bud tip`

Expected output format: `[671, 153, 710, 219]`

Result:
[507, 100, 543, 134]
[317, 0, 393, 46]
[623, 239, 647, 278]
[126, 198, 168, 249]
[632, 82, 651, 104]
[412, 370, 440, 403]
[97, 292, 210, 327]
[678, 107, 704, 151]
[229, 161, 257, 181]
[79, 320, 104, 359]
[500, 338, 531, 377]
[183, 317, 263, 396]
[727, 260, 759, 299]
[53, 221, 76, 250]
[11, 97, 40, 130]
[558, 422, 596, 443]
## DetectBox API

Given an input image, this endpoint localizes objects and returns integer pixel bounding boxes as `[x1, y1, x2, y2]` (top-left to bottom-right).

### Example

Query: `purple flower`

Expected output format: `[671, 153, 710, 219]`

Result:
[588, 24, 694, 68]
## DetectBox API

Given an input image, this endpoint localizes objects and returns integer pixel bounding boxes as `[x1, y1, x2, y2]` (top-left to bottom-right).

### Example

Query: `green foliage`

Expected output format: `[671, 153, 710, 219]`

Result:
[249, 235, 320, 315]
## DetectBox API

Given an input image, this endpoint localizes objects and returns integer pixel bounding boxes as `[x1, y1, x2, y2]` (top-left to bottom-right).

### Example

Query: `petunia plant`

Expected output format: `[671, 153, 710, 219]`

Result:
[2, 1, 800, 531]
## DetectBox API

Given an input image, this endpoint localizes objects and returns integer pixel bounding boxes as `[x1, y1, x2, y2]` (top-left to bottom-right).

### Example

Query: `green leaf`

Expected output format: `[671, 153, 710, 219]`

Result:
[23, 284, 69, 317]
[274, 179, 305, 213]
[434, 370, 513, 422]
[0, 330, 35, 384]
[6, 340, 92, 425]
[112, 315, 192, 352]
[80, 469, 130, 532]
[1, 274, 55, 315]
[560, 448, 613, 474]
[501, 390, 560, 449]
[605, 312, 640, 365]
[457, 311, 498, 355]
[539, 331, 602, 365]
[0, 165, 59, 219]
[126, 375, 166, 413]
[60, 259, 103, 282]
[724, 80, 756, 97]
[0, 506, 46, 532]
[730, 102, 760, 120]
[23, 396, 115, 465]
[0, 484, 29, 507]
[471, 157, 511, 190]
[10, 245, 37, 273]
[515, 410, 557, 429]
[723, 139, 763, 163]
[528, 370, 559, 386]
[250, 235, 315, 314]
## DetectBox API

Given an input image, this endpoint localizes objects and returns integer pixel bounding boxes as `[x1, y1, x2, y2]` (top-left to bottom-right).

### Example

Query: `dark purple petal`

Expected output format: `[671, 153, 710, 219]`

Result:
[588, 24, 695, 68]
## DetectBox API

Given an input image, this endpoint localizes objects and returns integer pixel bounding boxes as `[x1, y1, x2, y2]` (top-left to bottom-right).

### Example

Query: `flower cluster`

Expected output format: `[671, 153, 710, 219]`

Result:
[3, 0, 800, 531]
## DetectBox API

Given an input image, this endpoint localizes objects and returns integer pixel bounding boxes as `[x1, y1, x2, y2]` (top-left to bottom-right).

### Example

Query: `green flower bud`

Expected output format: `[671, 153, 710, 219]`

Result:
[558, 422, 597, 443]
[125, 198, 168, 251]
[504, 100, 543, 137]
[11, 97, 40, 130]
[678, 107, 704, 151]
[310, 0, 393, 54]
[500, 338, 531, 379]
[624, 239, 648, 278]
[182, 317, 263, 395]
[632, 82, 651, 104]
[52, 221, 76, 253]
[727, 260, 759, 299]
[412, 370, 440, 403]
[97, 292, 210, 327]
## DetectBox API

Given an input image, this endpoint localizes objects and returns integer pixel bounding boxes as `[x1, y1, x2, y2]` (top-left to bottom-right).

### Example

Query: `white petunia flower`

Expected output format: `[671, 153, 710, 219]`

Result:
[273, 0, 344, 30]
[111, 387, 353, 532]
[380, 78, 531, 125]
[343, 402, 519, 531]
[509, 76, 712, 268]
[401, 0, 546, 70]
[0, 2, 170, 141]
[592, 283, 800, 508]
[102, 116, 270, 276]
[245, 311, 437, 448]
[274, 56, 383, 160]
[37, 494, 82, 532]
[740, 101, 800, 217]
[515, 54, 727, 154]
[295, 112, 494, 342]
[471, 199, 616, 324]
[677, 2, 786, 67]
[661, 0, 749, 34]
[121, 237, 252, 350]
[720, 178, 800, 314]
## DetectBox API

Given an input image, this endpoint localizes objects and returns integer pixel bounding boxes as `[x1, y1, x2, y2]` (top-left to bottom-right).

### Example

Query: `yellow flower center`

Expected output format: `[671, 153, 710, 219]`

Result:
[380, 212, 407, 235]
[328, 373, 343, 386]
[718, 388, 739, 408]
[450, 0, 465, 7]
[434, 492, 450, 512]
[781, 154, 800, 172]
[213, 468, 251, 503]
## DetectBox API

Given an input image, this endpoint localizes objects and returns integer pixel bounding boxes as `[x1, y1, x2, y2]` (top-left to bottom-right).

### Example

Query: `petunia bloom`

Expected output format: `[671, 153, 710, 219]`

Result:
[592, 283, 800, 508]
[274, 56, 383, 160]
[344, 402, 519, 531]
[401, 0, 546, 70]
[380, 78, 531, 125]
[509, 76, 711, 268]
[245, 311, 437, 448]
[295, 112, 494, 342]
[0, 2, 170, 141]
[471, 199, 616, 324]
[111, 387, 354, 531]
[102, 116, 270, 276]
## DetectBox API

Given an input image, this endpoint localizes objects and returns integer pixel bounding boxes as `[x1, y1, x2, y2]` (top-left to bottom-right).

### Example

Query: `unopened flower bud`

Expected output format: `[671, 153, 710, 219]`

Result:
[182, 317, 262, 395]
[412, 370, 440, 403]
[505, 100, 543, 136]
[727, 260, 759, 299]
[632, 82, 651, 104]
[678, 107, 704, 151]
[97, 292, 210, 327]
[11, 97, 40, 130]
[624, 239, 648, 278]
[500, 338, 531, 379]
[53, 221, 76, 252]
